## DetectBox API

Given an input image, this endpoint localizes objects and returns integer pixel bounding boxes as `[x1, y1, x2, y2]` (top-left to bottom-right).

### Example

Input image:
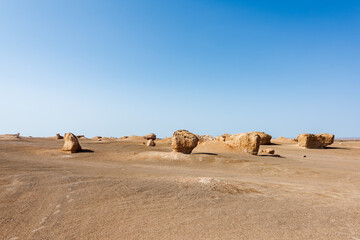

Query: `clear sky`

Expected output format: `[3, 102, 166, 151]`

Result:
[0, 0, 359, 138]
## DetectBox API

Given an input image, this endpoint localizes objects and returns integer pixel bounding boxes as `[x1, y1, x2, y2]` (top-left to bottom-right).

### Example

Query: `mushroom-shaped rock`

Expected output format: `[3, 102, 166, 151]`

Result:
[56, 133, 63, 139]
[226, 133, 261, 155]
[146, 139, 156, 147]
[171, 130, 199, 154]
[250, 132, 272, 145]
[62, 133, 82, 153]
[297, 133, 334, 149]
[144, 133, 156, 140]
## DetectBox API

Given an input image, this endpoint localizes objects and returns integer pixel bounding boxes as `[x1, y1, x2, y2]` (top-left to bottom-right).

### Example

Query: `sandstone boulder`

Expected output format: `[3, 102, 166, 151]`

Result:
[226, 133, 261, 155]
[144, 133, 156, 140]
[297, 133, 334, 149]
[250, 132, 272, 145]
[147, 139, 156, 147]
[171, 130, 199, 154]
[62, 133, 82, 153]
[56, 133, 63, 139]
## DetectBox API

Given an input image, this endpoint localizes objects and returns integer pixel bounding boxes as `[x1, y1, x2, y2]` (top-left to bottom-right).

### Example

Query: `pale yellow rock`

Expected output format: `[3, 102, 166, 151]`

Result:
[171, 130, 199, 154]
[250, 132, 272, 145]
[297, 133, 334, 149]
[226, 133, 261, 155]
[62, 133, 82, 153]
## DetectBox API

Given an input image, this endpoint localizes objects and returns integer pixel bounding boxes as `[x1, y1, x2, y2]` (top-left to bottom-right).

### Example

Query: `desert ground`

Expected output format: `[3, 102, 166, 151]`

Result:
[0, 135, 360, 240]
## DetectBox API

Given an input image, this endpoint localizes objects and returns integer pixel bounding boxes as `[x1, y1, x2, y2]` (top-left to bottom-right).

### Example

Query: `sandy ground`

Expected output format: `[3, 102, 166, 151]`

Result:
[0, 137, 360, 240]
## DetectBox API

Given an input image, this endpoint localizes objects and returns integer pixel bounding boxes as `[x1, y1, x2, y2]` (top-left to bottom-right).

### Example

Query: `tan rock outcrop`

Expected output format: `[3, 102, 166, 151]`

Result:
[144, 133, 156, 140]
[146, 139, 156, 147]
[62, 133, 82, 153]
[226, 133, 261, 155]
[250, 132, 272, 145]
[297, 133, 335, 149]
[171, 130, 199, 154]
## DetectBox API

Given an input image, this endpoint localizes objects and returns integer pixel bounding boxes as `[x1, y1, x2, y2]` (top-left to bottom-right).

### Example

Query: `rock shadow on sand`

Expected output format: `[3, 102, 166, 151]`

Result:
[193, 152, 218, 156]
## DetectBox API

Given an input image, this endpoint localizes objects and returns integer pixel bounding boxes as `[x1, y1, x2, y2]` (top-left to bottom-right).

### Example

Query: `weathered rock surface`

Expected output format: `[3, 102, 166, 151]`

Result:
[226, 133, 261, 155]
[144, 133, 156, 140]
[297, 133, 335, 149]
[250, 132, 272, 145]
[146, 139, 156, 147]
[62, 133, 82, 153]
[171, 130, 199, 154]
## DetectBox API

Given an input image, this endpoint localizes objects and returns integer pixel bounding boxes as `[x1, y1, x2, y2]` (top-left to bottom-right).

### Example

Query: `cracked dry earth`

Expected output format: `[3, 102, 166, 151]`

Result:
[0, 137, 360, 239]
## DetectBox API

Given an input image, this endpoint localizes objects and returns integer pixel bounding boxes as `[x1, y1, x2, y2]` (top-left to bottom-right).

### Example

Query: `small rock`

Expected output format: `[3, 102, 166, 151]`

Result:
[262, 148, 275, 154]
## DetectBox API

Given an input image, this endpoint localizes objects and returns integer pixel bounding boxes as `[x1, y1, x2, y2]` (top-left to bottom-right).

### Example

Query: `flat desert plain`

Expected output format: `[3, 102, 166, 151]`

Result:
[1, 136, 360, 239]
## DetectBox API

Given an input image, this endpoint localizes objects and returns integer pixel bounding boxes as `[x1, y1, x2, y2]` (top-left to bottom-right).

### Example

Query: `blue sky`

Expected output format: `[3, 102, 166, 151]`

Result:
[0, 0, 359, 138]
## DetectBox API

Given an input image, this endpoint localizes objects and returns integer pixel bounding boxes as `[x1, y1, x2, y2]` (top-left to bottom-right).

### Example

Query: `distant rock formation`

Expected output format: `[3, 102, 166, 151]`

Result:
[91, 136, 102, 141]
[250, 132, 272, 145]
[144, 133, 156, 140]
[62, 133, 82, 153]
[272, 137, 296, 144]
[56, 133, 63, 139]
[198, 135, 216, 142]
[171, 130, 199, 154]
[297, 133, 334, 149]
[158, 137, 172, 143]
[216, 133, 231, 142]
[226, 132, 261, 155]
[146, 139, 156, 147]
